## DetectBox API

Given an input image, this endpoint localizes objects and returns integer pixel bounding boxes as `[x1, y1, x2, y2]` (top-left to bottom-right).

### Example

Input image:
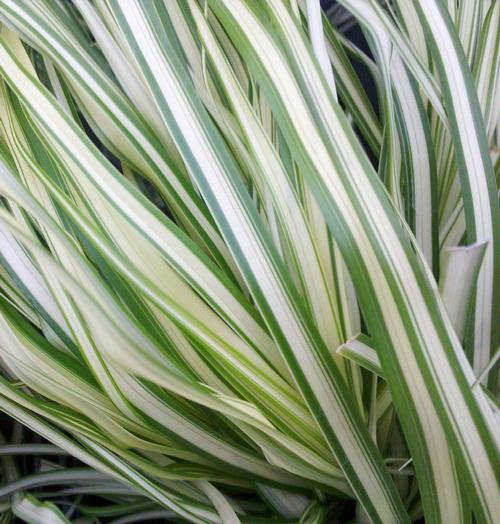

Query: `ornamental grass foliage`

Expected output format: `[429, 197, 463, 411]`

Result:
[0, 1, 498, 523]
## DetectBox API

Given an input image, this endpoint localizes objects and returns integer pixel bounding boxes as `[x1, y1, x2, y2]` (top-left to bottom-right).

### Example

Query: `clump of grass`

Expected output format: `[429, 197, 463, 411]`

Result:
[0, 1, 498, 522]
